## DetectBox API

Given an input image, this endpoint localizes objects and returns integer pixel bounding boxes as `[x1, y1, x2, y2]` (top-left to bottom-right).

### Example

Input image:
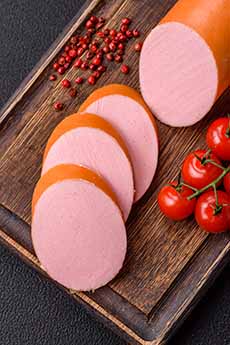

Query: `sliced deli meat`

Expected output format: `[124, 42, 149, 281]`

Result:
[79, 84, 159, 201]
[42, 113, 134, 220]
[32, 164, 127, 291]
[140, 0, 230, 127]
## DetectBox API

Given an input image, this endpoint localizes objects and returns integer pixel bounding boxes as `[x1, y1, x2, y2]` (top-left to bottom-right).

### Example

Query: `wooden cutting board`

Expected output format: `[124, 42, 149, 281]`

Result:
[0, 0, 229, 344]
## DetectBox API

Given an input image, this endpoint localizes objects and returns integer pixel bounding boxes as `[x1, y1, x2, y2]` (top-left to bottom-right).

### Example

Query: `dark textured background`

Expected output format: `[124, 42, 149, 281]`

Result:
[0, 1, 229, 344]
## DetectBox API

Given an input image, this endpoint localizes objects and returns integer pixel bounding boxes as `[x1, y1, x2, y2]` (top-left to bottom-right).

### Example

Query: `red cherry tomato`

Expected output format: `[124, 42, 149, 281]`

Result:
[224, 172, 230, 194]
[195, 190, 230, 233]
[181, 149, 222, 189]
[206, 117, 230, 161]
[158, 182, 196, 221]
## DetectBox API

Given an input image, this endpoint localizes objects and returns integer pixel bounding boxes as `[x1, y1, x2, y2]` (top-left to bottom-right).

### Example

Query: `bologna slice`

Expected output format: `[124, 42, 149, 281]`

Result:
[42, 113, 134, 220]
[140, 0, 230, 127]
[32, 164, 127, 291]
[79, 84, 159, 201]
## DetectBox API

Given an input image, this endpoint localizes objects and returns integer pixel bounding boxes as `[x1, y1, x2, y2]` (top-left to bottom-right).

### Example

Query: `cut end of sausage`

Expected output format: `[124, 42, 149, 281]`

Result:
[79, 85, 159, 201]
[32, 166, 127, 291]
[140, 22, 218, 127]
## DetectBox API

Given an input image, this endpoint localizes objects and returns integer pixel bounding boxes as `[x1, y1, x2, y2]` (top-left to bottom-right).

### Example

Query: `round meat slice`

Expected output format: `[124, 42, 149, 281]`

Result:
[42, 113, 134, 221]
[79, 84, 159, 202]
[140, 23, 218, 127]
[32, 164, 127, 291]
[140, 0, 229, 127]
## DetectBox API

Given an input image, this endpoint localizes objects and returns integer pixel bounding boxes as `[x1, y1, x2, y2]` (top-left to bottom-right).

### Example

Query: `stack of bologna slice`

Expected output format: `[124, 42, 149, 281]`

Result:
[140, 0, 230, 127]
[79, 84, 159, 201]
[32, 84, 158, 291]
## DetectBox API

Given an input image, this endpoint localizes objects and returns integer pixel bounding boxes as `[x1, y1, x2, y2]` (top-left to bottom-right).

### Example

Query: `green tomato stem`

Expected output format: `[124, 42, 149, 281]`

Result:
[212, 184, 223, 215]
[188, 166, 230, 200]
[213, 184, 218, 206]
[180, 182, 198, 192]
[204, 159, 225, 170]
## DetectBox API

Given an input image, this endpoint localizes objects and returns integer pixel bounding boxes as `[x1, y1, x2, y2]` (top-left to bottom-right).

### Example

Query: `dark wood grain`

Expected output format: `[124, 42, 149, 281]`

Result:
[0, 0, 229, 344]
[0, 205, 34, 254]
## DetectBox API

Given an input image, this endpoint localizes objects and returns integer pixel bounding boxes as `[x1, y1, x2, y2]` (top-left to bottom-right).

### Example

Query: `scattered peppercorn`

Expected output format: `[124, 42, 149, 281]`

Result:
[50, 14, 141, 105]
[98, 65, 106, 73]
[92, 57, 101, 66]
[49, 74, 57, 81]
[126, 30, 133, 38]
[103, 45, 110, 54]
[54, 101, 64, 111]
[106, 53, 114, 61]
[92, 38, 100, 46]
[81, 61, 89, 70]
[53, 62, 59, 70]
[69, 87, 77, 97]
[77, 47, 84, 56]
[89, 63, 97, 70]
[88, 75, 96, 85]
[92, 70, 101, 79]
[87, 28, 95, 35]
[58, 66, 65, 75]
[104, 37, 111, 44]
[58, 57, 66, 65]
[75, 76, 84, 84]
[96, 22, 104, 29]
[103, 29, 110, 36]
[134, 42, 143, 52]
[109, 42, 117, 52]
[110, 29, 117, 37]
[122, 17, 131, 25]
[64, 62, 70, 70]
[113, 36, 120, 43]
[117, 49, 124, 56]
[118, 43, 125, 50]
[86, 51, 94, 60]
[115, 55, 123, 63]
[81, 43, 88, 50]
[120, 24, 128, 33]
[74, 59, 83, 68]
[96, 50, 103, 58]
[70, 36, 78, 44]
[64, 45, 71, 52]
[132, 29, 140, 37]
[117, 33, 126, 42]
[97, 31, 105, 38]
[85, 20, 94, 29]
[81, 36, 90, 44]
[69, 49, 77, 58]
[65, 55, 72, 63]
[62, 79, 71, 88]
[90, 44, 98, 53]
[121, 64, 129, 74]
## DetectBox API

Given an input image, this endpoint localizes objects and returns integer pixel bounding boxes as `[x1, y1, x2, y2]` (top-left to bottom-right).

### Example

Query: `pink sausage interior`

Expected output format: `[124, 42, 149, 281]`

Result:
[140, 22, 218, 127]
[82, 96, 158, 201]
[42, 127, 134, 221]
[32, 179, 127, 291]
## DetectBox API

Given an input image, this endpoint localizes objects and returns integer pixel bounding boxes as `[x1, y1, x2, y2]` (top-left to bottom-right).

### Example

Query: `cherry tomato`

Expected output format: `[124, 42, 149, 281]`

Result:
[224, 172, 230, 194]
[195, 190, 230, 233]
[206, 117, 230, 161]
[181, 149, 222, 189]
[158, 182, 196, 221]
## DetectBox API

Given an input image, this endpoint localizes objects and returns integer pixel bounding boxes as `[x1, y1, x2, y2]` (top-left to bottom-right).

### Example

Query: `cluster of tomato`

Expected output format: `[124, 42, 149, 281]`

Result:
[158, 116, 230, 233]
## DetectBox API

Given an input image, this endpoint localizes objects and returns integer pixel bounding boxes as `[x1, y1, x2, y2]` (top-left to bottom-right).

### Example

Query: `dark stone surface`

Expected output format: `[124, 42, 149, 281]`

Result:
[0, 1, 229, 344]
